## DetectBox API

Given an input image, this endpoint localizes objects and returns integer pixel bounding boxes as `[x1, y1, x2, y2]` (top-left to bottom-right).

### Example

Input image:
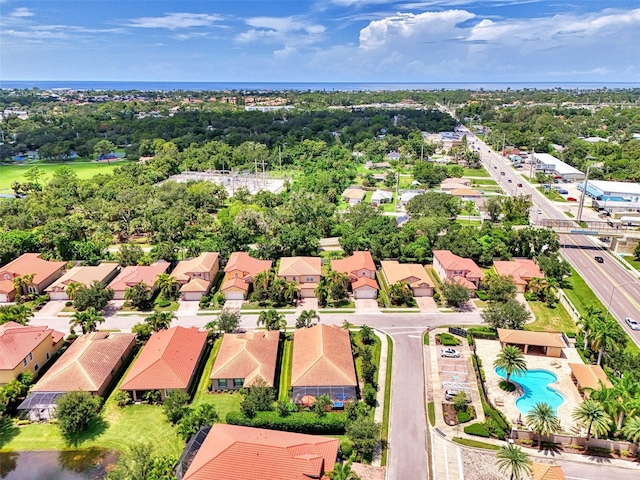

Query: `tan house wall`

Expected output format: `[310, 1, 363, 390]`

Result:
[354, 268, 376, 280]
[0, 334, 62, 385]
[211, 378, 245, 391]
[32, 268, 66, 294]
[279, 274, 321, 284]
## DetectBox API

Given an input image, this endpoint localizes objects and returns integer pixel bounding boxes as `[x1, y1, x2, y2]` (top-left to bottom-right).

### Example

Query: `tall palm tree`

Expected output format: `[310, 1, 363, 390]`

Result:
[146, 310, 175, 332]
[588, 381, 623, 430]
[314, 279, 329, 307]
[576, 312, 600, 350]
[296, 309, 319, 329]
[590, 316, 623, 366]
[154, 273, 177, 301]
[611, 374, 640, 430]
[283, 281, 300, 304]
[257, 309, 286, 331]
[70, 307, 105, 334]
[526, 402, 561, 447]
[65, 281, 83, 301]
[329, 459, 360, 480]
[572, 399, 612, 441]
[0, 304, 33, 325]
[493, 345, 527, 384]
[527, 277, 545, 296]
[495, 444, 531, 480]
[622, 416, 640, 444]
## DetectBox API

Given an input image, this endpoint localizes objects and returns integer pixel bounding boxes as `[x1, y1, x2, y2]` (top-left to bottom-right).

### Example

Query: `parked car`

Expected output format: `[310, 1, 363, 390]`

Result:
[445, 390, 468, 401]
[626, 317, 640, 330]
[517, 183, 523, 187]
[567, 197, 577, 201]
[536, 209, 542, 215]
[500, 171, 505, 176]
[594, 256, 604, 263]
[441, 348, 461, 358]
[558, 189, 569, 194]
[507, 179, 512, 183]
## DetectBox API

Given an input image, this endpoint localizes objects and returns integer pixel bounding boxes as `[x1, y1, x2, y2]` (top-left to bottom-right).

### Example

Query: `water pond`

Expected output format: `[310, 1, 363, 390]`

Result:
[0, 449, 116, 480]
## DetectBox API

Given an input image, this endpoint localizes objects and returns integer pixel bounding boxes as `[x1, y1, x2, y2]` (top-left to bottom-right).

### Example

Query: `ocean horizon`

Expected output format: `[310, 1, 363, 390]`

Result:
[2, 80, 640, 92]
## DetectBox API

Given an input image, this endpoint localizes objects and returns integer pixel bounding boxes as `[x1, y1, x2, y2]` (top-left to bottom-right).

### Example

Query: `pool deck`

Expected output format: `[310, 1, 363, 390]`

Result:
[476, 339, 584, 433]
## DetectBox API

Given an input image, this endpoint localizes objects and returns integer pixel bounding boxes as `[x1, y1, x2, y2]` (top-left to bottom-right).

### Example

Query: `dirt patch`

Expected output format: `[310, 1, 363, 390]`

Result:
[350, 462, 386, 480]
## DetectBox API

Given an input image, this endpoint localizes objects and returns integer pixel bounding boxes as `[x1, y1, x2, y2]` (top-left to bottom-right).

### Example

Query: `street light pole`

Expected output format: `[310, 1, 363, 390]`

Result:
[604, 281, 636, 322]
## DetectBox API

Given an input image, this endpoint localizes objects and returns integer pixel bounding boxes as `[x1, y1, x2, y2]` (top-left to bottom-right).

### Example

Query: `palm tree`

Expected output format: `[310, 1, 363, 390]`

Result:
[526, 402, 560, 447]
[590, 316, 623, 366]
[146, 310, 175, 332]
[13, 273, 35, 297]
[65, 281, 83, 301]
[70, 307, 105, 334]
[314, 279, 329, 307]
[527, 277, 545, 296]
[257, 308, 286, 331]
[283, 281, 300, 304]
[495, 444, 531, 480]
[588, 381, 623, 430]
[154, 273, 177, 301]
[611, 374, 640, 430]
[576, 311, 600, 350]
[329, 459, 360, 480]
[622, 416, 640, 444]
[388, 281, 411, 306]
[572, 399, 612, 441]
[493, 345, 527, 384]
[0, 304, 33, 325]
[296, 309, 319, 329]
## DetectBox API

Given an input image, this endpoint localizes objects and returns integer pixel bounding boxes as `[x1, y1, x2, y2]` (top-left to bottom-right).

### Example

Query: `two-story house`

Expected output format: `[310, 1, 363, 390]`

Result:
[277, 257, 322, 299]
[220, 252, 272, 301]
[432, 250, 485, 293]
[172, 252, 220, 301]
[330, 251, 378, 299]
[0, 253, 67, 303]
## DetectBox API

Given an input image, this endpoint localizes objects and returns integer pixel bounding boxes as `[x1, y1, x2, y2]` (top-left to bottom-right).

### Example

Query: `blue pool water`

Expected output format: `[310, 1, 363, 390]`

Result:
[495, 368, 564, 415]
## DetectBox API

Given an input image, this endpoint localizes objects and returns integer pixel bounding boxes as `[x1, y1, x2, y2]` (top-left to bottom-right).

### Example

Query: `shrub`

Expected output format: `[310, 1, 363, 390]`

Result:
[364, 384, 377, 408]
[339, 439, 354, 460]
[156, 299, 171, 308]
[467, 327, 498, 340]
[499, 380, 516, 392]
[163, 390, 190, 424]
[226, 411, 348, 435]
[457, 411, 472, 423]
[65, 301, 73, 307]
[54, 391, 102, 436]
[475, 290, 488, 301]
[436, 333, 460, 346]
[463, 422, 490, 438]
[213, 292, 225, 306]
[112, 390, 131, 408]
[199, 295, 210, 308]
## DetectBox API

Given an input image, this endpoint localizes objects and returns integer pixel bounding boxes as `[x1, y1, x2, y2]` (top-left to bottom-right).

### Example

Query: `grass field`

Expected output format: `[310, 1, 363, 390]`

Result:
[277, 335, 294, 402]
[526, 300, 577, 333]
[0, 160, 128, 194]
[380, 334, 393, 466]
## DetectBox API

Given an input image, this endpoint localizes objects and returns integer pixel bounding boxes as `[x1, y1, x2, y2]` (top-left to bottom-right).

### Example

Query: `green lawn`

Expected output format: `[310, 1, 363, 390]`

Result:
[526, 300, 577, 333]
[460, 167, 489, 177]
[0, 160, 128, 194]
[452, 437, 500, 450]
[278, 335, 294, 402]
[563, 266, 607, 316]
[471, 178, 497, 186]
[624, 256, 640, 270]
[536, 187, 568, 202]
[380, 335, 393, 467]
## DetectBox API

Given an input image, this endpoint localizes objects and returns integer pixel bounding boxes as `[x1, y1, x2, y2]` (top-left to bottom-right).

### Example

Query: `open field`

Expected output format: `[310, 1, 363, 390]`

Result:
[0, 160, 128, 194]
[526, 300, 577, 333]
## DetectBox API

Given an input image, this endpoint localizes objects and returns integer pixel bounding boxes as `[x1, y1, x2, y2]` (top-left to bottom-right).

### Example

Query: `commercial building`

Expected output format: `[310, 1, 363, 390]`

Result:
[533, 153, 585, 181]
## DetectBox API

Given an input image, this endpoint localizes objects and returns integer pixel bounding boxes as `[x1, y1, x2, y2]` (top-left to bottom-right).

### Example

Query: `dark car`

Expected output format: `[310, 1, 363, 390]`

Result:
[508, 179, 512, 183]
[595, 256, 604, 263]
[517, 183, 523, 187]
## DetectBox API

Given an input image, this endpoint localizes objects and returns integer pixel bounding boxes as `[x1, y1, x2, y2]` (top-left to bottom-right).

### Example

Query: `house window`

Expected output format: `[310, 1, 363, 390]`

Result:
[29, 353, 33, 361]
[292, 276, 297, 282]
[46, 352, 50, 360]
[22, 358, 27, 367]
[34, 364, 39, 372]
[27, 285, 37, 294]
[233, 379, 243, 388]
[218, 379, 227, 388]
[305, 276, 314, 282]
[234, 273, 239, 278]
[360, 272, 366, 276]
[3, 274, 9, 280]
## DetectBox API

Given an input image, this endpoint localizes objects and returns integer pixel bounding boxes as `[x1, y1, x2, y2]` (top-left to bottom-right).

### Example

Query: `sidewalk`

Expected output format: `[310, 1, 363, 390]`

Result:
[372, 329, 388, 467]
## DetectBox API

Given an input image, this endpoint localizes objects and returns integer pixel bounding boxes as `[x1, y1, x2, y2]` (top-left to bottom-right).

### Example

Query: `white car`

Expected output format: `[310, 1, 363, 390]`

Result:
[441, 348, 461, 358]
[626, 317, 640, 331]
[536, 209, 542, 215]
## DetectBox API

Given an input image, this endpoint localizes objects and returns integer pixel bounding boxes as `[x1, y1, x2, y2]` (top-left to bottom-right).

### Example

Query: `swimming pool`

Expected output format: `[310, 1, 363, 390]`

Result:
[495, 368, 564, 415]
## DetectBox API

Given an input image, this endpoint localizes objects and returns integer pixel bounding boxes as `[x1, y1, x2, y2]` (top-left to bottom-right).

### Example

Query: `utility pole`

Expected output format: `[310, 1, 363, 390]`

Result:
[577, 165, 591, 223]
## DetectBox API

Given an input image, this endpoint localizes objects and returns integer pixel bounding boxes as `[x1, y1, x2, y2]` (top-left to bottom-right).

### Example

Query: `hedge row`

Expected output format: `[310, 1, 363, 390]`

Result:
[463, 422, 490, 438]
[467, 327, 498, 340]
[226, 411, 348, 435]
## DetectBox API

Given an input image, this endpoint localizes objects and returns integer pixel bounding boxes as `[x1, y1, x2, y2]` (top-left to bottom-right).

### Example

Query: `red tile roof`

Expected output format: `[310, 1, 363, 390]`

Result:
[352, 276, 378, 291]
[292, 324, 356, 388]
[172, 253, 219, 283]
[210, 331, 280, 387]
[180, 278, 211, 293]
[433, 250, 485, 280]
[120, 326, 207, 391]
[380, 261, 434, 289]
[493, 259, 543, 286]
[224, 252, 272, 278]
[32, 332, 135, 395]
[0, 322, 64, 370]
[278, 257, 322, 277]
[183, 424, 338, 480]
[0, 253, 66, 287]
[220, 276, 250, 293]
[107, 261, 170, 292]
[331, 251, 375, 279]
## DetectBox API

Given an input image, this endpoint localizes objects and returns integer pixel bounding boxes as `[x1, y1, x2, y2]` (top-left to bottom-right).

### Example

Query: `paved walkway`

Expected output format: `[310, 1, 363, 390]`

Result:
[371, 329, 388, 467]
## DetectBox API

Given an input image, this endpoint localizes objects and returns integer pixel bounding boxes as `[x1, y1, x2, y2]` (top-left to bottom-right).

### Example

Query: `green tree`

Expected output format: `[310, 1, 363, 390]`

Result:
[495, 444, 531, 480]
[486, 197, 503, 223]
[536, 254, 571, 285]
[176, 403, 219, 441]
[326, 270, 350, 304]
[388, 281, 413, 306]
[0, 304, 33, 325]
[313, 394, 332, 417]
[154, 273, 178, 301]
[257, 308, 286, 331]
[69, 307, 105, 334]
[296, 309, 320, 329]
[441, 281, 471, 308]
[54, 391, 102, 438]
[125, 282, 152, 310]
[525, 402, 560, 447]
[590, 316, 626, 366]
[163, 390, 190, 424]
[384, 171, 396, 188]
[360, 325, 374, 345]
[73, 281, 114, 312]
[622, 416, 640, 444]
[572, 399, 612, 441]
[146, 310, 175, 332]
[107, 442, 176, 480]
[132, 321, 153, 341]
[481, 299, 531, 330]
[115, 243, 144, 267]
[94, 139, 116, 161]
[346, 416, 381, 460]
[206, 309, 242, 334]
[493, 345, 528, 384]
[283, 281, 300, 304]
[329, 459, 360, 480]
[64, 281, 83, 301]
[485, 273, 518, 303]
[634, 241, 640, 261]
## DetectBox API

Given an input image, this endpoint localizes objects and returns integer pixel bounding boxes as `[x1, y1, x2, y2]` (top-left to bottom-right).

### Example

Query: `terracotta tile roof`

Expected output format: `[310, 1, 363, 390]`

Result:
[32, 332, 135, 394]
[341, 188, 366, 200]
[278, 257, 322, 277]
[0, 253, 66, 287]
[452, 275, 477, 290]
[0, 279, 15, 295]
[220, 276, 250, 293]
[433, 250, 485, 280]
[210, 331, 280, 387]
[224, 252, 272, 278]
[45, 263, 119, 292]
[107, 261, 170, 292]
[451, 188, 481, 197]
[331, 251, 375, 279]
[493, 259, 543, 286]
[120, 326, 207, 391]
[172, 253, 219, 283]
[568, 363, 612, 390]
[380, 261, 434, 289]
[292, 324, 356, 388]
[179, 278, 211, 293]
[183, 424, 338, 480]
[497, 329, 565, 348]
[442, 177, 470, 185]
[0, 322, 64, 370]
[531, 462, 566, 480]
[352, 276, 378, 290]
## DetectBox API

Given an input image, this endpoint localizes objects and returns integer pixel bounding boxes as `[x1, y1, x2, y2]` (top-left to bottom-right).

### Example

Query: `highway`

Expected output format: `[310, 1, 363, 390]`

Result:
[460, 125, 640, 347]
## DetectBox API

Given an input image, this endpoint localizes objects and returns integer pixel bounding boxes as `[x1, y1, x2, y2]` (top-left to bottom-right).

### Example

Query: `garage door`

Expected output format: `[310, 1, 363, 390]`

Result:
[355, 288, 377, 299]
[48, 292, 69, 301]
[412, 288, 432, 297]
[224, 291, 245, 301]
[300, 288, 316, 298]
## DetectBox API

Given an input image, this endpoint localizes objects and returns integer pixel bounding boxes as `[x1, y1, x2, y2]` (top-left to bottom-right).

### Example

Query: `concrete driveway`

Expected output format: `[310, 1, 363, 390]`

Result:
[296, 298, 318, 314]
[176, 300, 200, 316]
[415, 296, 438, 312]
[33, 300, 66, 317]
[223, 299, 244, 311]
[355, 298, 380, 314]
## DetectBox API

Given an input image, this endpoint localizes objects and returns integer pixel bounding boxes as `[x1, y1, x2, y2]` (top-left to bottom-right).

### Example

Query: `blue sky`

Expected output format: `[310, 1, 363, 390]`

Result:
[1, 0, 640, 82]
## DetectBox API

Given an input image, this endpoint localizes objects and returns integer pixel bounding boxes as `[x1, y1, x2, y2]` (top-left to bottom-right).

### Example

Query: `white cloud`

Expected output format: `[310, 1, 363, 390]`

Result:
[128, 13, 223, 30]
[236, 15, 326, 54]
[243, 16, 326, 35]
[9, 7, 34, 17]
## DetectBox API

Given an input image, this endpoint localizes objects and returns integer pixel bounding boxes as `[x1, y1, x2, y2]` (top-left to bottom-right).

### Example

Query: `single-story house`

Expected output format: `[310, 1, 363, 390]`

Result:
[108, 260, 171, 300]
[45, 263, 120, 301]
[277, 257, 322, 299]
[210, 331, 280, 391]
[177, 424, 339, 480]
[331, 251, 378, 299]
[221, 252, 272, 301]
[497, 329, 565, 358]
[386, 151, 401, 161]
[365, 161, 392, 170]
[400, 191, 422, 206]
[120, 326, 207, 402]
[440, 178, 471, 192]
[380, 260, 434, 297]
[450, 188, 482, 199]
[493, 259, 543, 293]
[0, 322, 64, 386]
[291, 324, 357, 405]
[370, 189, 393, 206]
[432, 250, 484, 291]
[341, 187, 366, 205]
[172, 252, 220, 301]
[531, 462, 566, 480]
[568, 363, 612, 398]
[20, 332, 135, 420]
[0, 253, 67, 302]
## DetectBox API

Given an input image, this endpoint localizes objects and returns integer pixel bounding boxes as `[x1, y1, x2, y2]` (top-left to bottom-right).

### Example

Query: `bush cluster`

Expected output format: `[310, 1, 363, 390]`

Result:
[457, 411, 472, 423]
[463, 422, 490, 437]
[226, 410, 347, 435]
[437, 333, 460, 346]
